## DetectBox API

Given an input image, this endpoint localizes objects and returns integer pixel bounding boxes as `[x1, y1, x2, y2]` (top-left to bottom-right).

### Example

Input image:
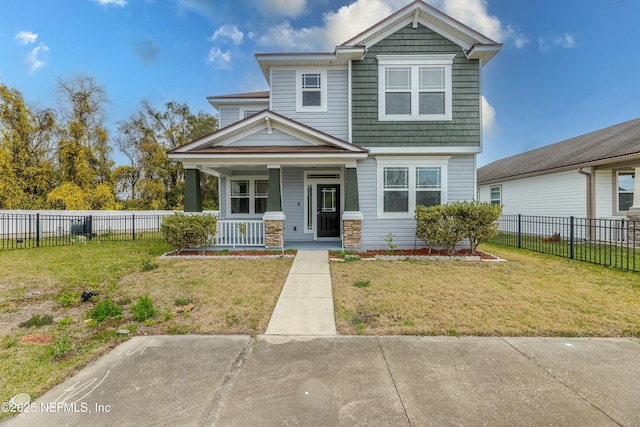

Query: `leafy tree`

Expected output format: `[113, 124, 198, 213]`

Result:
[0, 84, 56, 208]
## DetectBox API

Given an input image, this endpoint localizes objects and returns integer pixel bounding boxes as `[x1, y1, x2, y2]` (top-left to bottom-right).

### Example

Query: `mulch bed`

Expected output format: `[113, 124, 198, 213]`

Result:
[330, 248, 498, 260]
[163, 249, 297, 257]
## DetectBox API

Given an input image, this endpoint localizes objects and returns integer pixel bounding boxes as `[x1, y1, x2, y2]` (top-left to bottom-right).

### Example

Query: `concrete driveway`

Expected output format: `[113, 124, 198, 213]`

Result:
[3, 335, 640, 426]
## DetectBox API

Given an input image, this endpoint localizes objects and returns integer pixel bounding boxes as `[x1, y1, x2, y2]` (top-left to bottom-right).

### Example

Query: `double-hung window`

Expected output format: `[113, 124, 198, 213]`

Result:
[617, 171, 635, 212]
[378, 55, 454, 121]
[377, 158, 448, 218]
[228, 177, 269, 216]
[490, 185, 502, 205]
[296, 69, 327, 112]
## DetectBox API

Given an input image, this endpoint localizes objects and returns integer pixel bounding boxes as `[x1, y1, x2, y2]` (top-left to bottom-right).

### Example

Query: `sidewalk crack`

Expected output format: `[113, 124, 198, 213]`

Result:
[499, 337, 623, 427]
[377, 337, 412, 427]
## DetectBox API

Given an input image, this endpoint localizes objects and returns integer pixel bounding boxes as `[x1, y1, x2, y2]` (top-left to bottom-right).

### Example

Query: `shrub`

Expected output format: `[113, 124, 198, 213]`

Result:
[88, 298, 123, 322]
[161, 213, 217, 251]
[130, 295, 157, 322]
[415, 202, 502, 254]
[450, 201, 502, 253]
[415, 205, 466, 255]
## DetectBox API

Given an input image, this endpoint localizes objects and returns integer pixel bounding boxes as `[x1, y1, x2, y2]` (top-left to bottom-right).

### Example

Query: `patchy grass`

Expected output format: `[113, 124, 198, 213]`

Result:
[0, 240, 291, 421]
[331, 243, 640, 337]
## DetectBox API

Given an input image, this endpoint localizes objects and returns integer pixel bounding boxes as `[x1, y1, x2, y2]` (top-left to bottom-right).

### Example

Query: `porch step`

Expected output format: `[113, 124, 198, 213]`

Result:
[265, 250, 336, 336]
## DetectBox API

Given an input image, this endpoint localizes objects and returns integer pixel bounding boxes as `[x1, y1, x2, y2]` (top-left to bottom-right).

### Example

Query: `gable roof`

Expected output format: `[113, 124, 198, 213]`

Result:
[478, 118, 640, 185]
[168, 109, 368, 158]
[341, 0, 502, 63]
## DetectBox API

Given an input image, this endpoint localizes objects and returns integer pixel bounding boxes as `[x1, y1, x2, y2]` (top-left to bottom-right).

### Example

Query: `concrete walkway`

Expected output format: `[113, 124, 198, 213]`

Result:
[265, 250, 336, 336]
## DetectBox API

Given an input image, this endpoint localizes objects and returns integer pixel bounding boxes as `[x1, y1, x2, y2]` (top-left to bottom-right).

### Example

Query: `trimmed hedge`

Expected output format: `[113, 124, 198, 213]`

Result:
[415, 201, 502, 254]
[161, 213, 217, 251]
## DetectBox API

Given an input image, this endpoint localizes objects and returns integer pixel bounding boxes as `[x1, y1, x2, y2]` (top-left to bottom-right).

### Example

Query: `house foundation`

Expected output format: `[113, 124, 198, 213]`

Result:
[628, 215, 640, 243]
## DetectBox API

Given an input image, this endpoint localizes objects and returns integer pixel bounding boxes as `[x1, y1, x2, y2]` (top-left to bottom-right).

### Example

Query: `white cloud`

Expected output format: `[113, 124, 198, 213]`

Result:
[211, 25, 244, 46]
[539, 33, 576, 52]
[256, 0, 307, 18]
[481, 96, 497, 136]
[206, 47, 232, 69]
[26, 43, 49, 73]
[257, 0, 528, 51]
[93, 0, 127, 6]
[14, 31, 38, 45]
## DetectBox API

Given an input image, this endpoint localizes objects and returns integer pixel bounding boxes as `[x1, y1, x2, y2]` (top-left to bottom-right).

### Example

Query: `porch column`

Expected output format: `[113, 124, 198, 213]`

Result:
[343, 165, 363, 249]
[264, 165, 285, 248]
[184, 169, 202, 212]
[627, 167, 640, 243]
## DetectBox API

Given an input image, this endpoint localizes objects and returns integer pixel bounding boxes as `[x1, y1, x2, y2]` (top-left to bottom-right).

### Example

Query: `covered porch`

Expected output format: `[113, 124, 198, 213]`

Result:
[168, 110, 368, 249]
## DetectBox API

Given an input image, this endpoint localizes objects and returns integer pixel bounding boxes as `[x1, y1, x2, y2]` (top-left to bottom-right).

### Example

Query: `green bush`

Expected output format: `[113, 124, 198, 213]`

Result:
[130, 294, 157, 322]
[161, 213, 217, 251]
[415, 201, 502, 254]
[415, 204, 466, 254]
[88, 298, 123, 322]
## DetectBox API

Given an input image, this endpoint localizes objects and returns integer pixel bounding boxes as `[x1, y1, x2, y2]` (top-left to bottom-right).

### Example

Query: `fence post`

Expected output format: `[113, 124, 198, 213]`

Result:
[132, 214, 136, 241]
[36, 213, 40, 247]
[570, 216, 575, 259]
[517, 214, 522, 249]
[87, 215, 93, 241]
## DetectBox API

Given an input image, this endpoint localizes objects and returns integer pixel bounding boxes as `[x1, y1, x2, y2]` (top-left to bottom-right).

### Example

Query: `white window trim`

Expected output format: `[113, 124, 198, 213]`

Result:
[614, 170, 635, 215]
[376, 157, 449, 219]
[296, 69, 328, 113]
[240, 107, 262, 120]
[377, 54, 454, 121]
[226, 176, 269, 218]
[490, 185, 502, 205]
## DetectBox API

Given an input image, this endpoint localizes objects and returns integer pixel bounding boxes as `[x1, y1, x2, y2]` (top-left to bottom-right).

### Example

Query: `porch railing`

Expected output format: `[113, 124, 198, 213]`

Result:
[215, 220, 265, 247]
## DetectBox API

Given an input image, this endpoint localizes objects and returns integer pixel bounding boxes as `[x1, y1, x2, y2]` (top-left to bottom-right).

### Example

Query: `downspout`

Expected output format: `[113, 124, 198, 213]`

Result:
[578, 168, 593, 240]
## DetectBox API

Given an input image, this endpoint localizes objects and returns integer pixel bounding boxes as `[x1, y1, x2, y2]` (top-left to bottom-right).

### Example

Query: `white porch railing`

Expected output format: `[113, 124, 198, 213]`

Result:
[215, 220, 265, 247]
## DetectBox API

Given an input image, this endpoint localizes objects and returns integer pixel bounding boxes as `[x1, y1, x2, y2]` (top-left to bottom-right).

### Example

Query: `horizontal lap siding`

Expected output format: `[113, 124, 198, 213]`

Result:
[282, 167, 313, 242]
[271, 68, 349, 140]
[595, 169, 615, 217]
[219, 106, 239, 128]
[358, 155, 474, 249]
[231, 128, 313, 146]
[219, 176, 227, 219]
[352, 24, 481, 148]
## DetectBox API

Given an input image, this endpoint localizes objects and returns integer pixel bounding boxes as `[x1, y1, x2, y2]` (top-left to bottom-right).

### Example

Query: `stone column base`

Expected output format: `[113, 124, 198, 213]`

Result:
[627, 215, 640, 243]
[343, 219, 362, 249]
[265, 219, 284, 249]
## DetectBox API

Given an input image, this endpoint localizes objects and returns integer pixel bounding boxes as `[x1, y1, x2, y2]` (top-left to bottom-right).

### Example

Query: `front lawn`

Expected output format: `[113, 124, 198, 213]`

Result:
[331, 243, 640, 337]
[0, 241, 292, 421]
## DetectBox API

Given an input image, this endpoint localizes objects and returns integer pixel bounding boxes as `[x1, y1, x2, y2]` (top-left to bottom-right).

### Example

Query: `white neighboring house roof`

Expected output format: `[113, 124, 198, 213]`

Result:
[478, 118, 640, 185]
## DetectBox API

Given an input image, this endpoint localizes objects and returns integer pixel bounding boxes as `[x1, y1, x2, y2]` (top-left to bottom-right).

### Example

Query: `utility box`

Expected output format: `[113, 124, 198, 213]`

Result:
[70, 219, 85, 236]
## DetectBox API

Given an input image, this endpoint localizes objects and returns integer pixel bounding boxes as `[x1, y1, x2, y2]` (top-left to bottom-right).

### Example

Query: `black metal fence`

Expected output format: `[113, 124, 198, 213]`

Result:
[0, 213, 166, 250]
[488, 215, 640, 273]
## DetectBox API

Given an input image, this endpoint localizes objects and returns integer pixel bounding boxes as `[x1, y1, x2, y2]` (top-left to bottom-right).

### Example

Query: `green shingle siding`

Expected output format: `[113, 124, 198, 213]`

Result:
[352, 24, 481, 148]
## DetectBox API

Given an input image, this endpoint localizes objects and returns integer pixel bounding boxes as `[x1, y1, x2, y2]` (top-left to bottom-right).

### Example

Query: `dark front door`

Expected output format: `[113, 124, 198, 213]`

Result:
[317, 184, 340, 238]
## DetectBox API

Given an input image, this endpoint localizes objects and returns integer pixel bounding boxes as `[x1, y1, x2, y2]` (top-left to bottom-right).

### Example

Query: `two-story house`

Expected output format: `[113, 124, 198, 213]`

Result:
[168, 0, 502, 249]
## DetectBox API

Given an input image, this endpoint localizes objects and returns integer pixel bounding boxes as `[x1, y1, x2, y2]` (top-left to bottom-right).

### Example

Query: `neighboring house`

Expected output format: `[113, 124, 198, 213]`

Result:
[168, 0, 502, 249]
[477, 118, 640, 221]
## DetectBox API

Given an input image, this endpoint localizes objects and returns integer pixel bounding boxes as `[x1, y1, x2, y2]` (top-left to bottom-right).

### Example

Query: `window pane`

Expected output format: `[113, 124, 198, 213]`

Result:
[322, 188, 337, 212]
[306, 184, 313, 231]
[619, 193, 634, 211]
[386, 92, 411, 115]
[416, 167, 440, 189]
[384, 167, 408, 188]
[302, 73, 321, 89]
[231, 180, 249, 196]
[416, 191, 440, 207]
[254, 197, 267, 214]
[419, 92, 445, 115]
[419, 67, 445, 90]
[618, 172, 635, 192]
[384, 191, 409, 212]
[385, 67, 411, 90]
[255, 180, 269, 197]
[302, 91, 321, 106]
[231, 197, 249, 214]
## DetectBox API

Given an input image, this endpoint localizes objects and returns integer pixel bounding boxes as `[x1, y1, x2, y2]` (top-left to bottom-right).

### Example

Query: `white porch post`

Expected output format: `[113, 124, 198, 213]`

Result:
[264, 165, 285, 249]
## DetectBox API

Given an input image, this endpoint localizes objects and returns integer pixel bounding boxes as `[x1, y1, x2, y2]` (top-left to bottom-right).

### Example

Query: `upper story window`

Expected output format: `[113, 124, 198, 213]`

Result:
[378, 55, 454, 121]
[242, 109, 261, 119]
[617, 171, 635, 212]
[296, 69, 327, 112]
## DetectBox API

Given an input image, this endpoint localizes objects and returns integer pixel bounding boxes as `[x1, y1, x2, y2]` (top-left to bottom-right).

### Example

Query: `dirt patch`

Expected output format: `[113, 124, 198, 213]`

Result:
[20, 333, 53, 345]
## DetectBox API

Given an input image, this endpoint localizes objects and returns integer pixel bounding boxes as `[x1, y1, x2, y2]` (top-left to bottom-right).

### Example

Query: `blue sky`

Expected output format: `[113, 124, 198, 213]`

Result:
[1, 0, 639, 167]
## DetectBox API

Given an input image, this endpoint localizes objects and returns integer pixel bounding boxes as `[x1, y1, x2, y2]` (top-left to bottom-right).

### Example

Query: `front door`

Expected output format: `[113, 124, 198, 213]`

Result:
[317, 184, 340, 238]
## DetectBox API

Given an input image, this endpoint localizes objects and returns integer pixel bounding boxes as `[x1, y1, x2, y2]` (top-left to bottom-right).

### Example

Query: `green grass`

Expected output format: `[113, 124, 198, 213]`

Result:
[0, 240, 292, 421]
[331, 242, 640, 337]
